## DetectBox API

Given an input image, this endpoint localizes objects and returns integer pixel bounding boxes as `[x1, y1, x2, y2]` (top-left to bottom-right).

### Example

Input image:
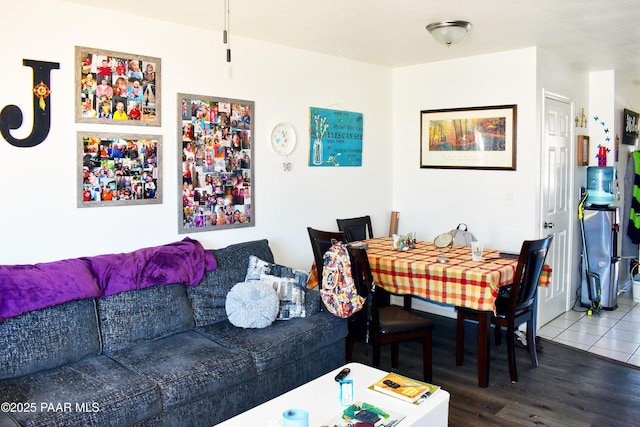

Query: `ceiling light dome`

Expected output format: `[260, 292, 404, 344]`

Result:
[426, 20, 472, 46]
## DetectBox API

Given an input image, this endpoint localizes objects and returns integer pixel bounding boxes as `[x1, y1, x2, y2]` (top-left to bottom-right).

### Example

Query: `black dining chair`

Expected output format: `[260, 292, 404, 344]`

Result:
[308, 226, 366, 360]
[347, 245, 434, 382]
[455, 236, 553, 383]
[336, 215, 373, 242]
[339, 214, 415, 310]
[306, 227, 346, 289]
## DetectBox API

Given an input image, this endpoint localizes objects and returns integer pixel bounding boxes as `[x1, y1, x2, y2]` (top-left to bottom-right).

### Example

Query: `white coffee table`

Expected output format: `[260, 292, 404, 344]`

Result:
[215, 362, 449, 426]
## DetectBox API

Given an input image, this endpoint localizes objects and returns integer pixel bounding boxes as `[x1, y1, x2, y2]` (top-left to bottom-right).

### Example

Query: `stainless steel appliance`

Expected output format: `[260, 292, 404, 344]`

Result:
[580, 205, 620, 310]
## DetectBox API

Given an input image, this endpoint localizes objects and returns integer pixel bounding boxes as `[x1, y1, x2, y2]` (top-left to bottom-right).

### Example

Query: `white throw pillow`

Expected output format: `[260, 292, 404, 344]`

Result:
[225, 281, 279, 328]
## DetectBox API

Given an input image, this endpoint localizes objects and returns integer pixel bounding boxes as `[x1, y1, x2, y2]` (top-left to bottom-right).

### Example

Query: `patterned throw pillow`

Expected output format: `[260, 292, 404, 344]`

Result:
[245, 256, 308, 320]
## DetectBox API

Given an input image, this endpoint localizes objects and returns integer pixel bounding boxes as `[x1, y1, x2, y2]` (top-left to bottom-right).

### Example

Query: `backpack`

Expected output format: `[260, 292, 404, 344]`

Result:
[320, 241, 365, 318]
[449, 223, 477, 246]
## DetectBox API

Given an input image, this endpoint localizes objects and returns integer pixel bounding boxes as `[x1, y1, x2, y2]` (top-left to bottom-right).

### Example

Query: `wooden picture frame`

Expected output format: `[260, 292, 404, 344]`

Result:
[78, 132, 162, 207]
[177, 93, 254, 233]
[577, 135, 590, 166]
[75, 46, 160, 126]
[420, 105, 517, 170]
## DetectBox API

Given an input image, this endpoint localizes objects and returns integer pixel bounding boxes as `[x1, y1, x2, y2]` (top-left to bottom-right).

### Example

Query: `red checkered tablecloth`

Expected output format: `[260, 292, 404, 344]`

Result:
[308, 237, 551, 313]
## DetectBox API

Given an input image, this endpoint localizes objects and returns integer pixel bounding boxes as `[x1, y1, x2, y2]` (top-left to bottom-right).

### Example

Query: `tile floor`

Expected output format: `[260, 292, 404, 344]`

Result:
[538, 289, 640, 367]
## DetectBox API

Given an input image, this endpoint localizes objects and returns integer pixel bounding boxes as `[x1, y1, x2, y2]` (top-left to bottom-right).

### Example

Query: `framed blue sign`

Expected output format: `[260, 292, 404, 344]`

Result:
[308, 107, 363, 167]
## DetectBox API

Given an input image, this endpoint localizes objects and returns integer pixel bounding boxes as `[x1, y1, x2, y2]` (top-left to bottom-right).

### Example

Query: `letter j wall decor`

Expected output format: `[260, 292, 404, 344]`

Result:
[0, 59, 60, 148]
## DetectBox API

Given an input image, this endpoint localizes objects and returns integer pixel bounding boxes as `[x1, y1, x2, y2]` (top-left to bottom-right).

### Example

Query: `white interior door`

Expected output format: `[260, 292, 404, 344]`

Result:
[538, 92, 573, 327]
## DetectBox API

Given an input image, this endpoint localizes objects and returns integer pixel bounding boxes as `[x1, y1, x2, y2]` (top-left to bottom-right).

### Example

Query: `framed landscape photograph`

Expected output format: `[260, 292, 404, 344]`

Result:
[420, 104, 517, 170]
[75, 46, 160, 126]
[177, 93, 254, 233]
[78, 132, 162, 208]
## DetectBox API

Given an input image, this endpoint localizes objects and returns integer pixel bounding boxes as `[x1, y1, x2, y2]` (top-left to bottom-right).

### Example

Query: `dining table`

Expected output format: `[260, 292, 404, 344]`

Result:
[307, 237, 551, 388]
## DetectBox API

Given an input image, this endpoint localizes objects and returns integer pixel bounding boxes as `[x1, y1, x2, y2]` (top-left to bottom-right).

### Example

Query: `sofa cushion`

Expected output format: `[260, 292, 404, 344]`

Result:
[0, 413, 18, 427]
[245, 256, 308, 320]
[198, 310, 348, 374]
[305, 288, 323, 316]
[98, 283, 195, 353]
[0, 355, 161, 427]
[108, 331, 256, 409]
[188, 239, 274, 327]
[0, 299, 101, 380]
[226, 281, 280, 328]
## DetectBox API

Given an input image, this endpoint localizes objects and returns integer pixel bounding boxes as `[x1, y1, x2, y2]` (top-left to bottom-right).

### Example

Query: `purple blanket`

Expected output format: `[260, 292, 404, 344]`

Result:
[0, 238, 217, 321]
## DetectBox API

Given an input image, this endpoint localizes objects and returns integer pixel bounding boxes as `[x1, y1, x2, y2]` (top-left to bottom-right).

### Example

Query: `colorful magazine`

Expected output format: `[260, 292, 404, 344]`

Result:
[320, 401, 405, 427]
[369, 372, 440, 404]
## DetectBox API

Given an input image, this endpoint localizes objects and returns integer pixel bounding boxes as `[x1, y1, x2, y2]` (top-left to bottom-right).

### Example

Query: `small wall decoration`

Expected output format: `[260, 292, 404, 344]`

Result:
[420, 105, 517, 170]
[623, 108, 639, 145]
[0, 59, 60, 147]
[75, 46, 160, 126]
[78, 132, 162, 207]
[308, 107, 363, 167]
[177, 93, 254, 233]
[592, 115, 613, 165]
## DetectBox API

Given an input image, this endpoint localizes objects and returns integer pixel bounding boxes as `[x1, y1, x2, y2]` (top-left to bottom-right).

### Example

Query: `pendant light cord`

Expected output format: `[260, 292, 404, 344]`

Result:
[224, 0, 231, 62]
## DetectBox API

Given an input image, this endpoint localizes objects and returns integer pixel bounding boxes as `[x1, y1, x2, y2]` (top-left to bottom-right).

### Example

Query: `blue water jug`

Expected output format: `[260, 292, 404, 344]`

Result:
[586, 166, 615, 206]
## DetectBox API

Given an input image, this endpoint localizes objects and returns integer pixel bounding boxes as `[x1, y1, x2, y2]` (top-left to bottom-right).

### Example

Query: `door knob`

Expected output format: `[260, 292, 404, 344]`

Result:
[544, 221, 554, 229]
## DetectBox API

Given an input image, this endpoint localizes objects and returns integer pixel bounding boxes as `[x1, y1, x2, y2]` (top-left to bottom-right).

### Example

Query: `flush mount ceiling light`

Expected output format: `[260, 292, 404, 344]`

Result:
[426, 20, 472, 46]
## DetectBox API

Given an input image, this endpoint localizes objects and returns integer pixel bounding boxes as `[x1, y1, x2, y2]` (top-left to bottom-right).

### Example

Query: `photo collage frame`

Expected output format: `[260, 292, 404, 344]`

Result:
[75, 46, 160, 126]
[78, 132, 162, 208]
[178, 93, 254, 232]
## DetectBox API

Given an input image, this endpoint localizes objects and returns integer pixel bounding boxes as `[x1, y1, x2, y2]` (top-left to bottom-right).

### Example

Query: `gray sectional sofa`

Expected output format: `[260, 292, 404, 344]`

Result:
[0, 239, 347, 427]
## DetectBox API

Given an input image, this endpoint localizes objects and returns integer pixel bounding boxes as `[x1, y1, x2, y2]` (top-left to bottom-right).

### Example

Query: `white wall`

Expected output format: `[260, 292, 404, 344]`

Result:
[0, 0, 393, 269]
[391, 48, 539, 252]
[589, 71, 617, 165]
[5, 0, 638, 301]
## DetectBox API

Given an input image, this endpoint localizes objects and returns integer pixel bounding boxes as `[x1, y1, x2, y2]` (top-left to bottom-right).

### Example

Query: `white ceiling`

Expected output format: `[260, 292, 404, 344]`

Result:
[63, 0, 640, 85]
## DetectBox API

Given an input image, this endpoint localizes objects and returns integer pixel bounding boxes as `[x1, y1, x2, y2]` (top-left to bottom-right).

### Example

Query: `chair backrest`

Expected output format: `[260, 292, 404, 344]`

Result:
[346, 245, 374, 299]
[346, 245, 379, 329]
[509, 236, 553, 315]
[336, 215, 373, 242]
[307, 227, 346, 285]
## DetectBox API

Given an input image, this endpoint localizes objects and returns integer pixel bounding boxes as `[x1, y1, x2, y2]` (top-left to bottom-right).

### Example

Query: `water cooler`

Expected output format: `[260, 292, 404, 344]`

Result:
[580, 167, 620, 310]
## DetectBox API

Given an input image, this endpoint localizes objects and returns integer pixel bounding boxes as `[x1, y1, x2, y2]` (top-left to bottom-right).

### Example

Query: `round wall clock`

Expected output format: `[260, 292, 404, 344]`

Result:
[270, 122, 297, 156]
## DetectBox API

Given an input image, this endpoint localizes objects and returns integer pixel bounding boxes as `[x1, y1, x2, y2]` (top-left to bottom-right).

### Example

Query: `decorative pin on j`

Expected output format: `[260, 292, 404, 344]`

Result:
[0, 59, 60, 147]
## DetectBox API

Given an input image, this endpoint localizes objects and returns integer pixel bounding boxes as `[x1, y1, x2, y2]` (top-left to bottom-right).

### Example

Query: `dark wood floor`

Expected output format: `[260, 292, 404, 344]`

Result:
[350, 313, 640, 426]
